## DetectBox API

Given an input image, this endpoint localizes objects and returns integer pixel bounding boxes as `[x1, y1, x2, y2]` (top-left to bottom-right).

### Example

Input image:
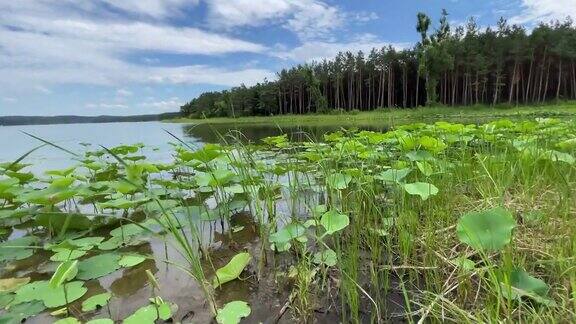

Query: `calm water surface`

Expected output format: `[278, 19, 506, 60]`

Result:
[0, 121, 359, 171]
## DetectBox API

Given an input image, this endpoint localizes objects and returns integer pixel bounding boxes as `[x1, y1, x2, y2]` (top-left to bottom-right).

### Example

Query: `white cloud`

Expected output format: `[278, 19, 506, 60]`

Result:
[98, 0, 198, 19]
[205, 0, 346, 40]
[277, 35, 409, 62]
[34, 86, 53, 94]
[2, 97, 18, 103]
[116, 89, 133, 97]
[139, 97, 185, 111]
[510, 0, 576, 24]
[0, 1, 269, 91]
[86, 103, 129, 109]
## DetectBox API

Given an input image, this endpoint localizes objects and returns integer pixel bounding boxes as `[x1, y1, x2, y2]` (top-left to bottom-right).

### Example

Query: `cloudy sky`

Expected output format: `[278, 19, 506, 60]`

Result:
[0, 0, 574, 116]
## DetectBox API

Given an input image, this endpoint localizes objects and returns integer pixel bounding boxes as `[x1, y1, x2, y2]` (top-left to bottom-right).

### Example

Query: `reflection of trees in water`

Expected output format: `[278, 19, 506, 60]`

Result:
[181, 124, 383, 144]
[110, 242, 157, 297]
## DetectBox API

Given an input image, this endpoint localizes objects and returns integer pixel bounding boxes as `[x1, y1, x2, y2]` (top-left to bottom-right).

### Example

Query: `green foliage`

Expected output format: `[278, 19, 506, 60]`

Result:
[82, 293, 112, 312]
[216, 301, 251, 324]
[320, 210, 350, 235]
[77, 254, 121, 280]
[213, 252, 251, 288]
[403, 182, 439, 200]
[14, 280, 87, 308]
[457, 207, 516, 251]
[500, 268, 555, 306]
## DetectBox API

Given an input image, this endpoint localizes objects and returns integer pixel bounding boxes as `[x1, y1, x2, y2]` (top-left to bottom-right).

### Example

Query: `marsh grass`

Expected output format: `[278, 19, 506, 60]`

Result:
[2, 116, 575, 323]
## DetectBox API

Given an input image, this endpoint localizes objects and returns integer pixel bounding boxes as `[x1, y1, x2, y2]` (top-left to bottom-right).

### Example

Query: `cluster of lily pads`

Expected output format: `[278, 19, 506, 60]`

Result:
[1, 117, 575, 323]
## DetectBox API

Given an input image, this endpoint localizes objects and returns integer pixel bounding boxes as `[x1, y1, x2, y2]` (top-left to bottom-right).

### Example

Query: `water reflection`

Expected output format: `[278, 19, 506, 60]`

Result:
[181, 123, 384, 144]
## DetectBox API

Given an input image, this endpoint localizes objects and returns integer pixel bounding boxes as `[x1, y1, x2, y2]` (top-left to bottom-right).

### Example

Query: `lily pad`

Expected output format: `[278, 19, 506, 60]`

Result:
[320, 210, 349, 236]
[403, 182, 439, 200]
[326, 173, 352, 190]
[54, 317, 81, 324]
[375, 168, 411, 183]
[119, 255, 146, 268]
[269, 223, 306, 251]
[86, 319, 114, 324]
[123, 305, 157, 324]
[0, 236, 39, 262]
[0, 300, 45, 323]
[457, 207, 516, 251]
[77, 253, 121, 280]
[82, 292, 112, 312]
[500, 268, 555, 306]
[213, 252, 251, 288]
[313, 249, 337, 267]
[50, 249, 88, 262]
[216, 300, 251, 324]
[13, 280, 87, 308]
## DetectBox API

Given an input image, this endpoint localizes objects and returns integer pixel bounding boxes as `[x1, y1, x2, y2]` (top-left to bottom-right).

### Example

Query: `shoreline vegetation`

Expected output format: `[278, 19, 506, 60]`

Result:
[180, 12, 576, 120]
[169, 102, 576, 126]
[1, 116, 575, 322]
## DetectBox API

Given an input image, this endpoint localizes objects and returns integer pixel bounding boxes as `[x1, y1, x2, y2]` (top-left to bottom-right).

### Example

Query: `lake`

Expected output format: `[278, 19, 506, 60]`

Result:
[0, 122, 360, 171]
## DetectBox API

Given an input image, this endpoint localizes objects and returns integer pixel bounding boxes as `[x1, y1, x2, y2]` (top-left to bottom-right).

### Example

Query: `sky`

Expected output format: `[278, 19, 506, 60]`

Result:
[0, 0, 574, 117]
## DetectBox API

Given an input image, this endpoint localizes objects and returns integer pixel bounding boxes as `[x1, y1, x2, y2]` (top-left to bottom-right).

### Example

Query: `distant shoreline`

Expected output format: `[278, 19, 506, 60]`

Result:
[169, 103, 576, 126]
[0, 112, 180, 126]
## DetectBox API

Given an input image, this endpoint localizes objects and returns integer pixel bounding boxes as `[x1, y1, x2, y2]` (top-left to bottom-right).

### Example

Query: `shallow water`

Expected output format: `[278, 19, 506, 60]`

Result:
[0, 121, 369, 173]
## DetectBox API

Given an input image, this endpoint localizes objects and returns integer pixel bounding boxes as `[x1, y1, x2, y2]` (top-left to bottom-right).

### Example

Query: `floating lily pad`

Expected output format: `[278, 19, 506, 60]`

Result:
[82, 292, 112, 312]
[13, 280, 87, 308]
[86, 319, 114, 324]
[216, 300, 251, 324]
[0, 300, 45, 323]
[50, 249, 88, 262]
[54, 317, 81, 324]
[77, 254, 121, 280]
[0, 236, 39, 262]
[118, 255, 146, 268]
[123, 305, 158, 324]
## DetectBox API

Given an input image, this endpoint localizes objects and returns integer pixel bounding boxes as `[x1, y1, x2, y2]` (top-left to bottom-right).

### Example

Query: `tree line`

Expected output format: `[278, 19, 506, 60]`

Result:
[181, 11, 576, 118]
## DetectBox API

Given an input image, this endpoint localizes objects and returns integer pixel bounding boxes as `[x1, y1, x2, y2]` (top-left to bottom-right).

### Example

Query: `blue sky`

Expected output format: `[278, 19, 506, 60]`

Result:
[0, 0, 573, 116]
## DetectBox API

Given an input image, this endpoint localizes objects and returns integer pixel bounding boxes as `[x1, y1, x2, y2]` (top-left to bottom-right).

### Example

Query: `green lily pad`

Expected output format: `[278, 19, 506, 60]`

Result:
[54, 317, 81, 324]
[403, 182, 439, 200]
[313, 249, 337, 267]
[13, 280, 87, 308]
[457, 207, 516, 251]
[119, 255, 146, 268]
[320, 210, 349, 236]
[375, 168, 411, 183]
[86, 319, 114, 324]
[0, 236, 39, 262]
[326, 173, 352, 190]
[500, 268, 555, 306]
[269, 223, 306, 250]
[213, 252, 251, 288]
[77, 253, 121, 280]
[216, 300, 251, 324]
[82, 292, 112, 312]
[123, 305, 157, 324]
[50, 249, 88, 262]
[0, 300, 45, 323]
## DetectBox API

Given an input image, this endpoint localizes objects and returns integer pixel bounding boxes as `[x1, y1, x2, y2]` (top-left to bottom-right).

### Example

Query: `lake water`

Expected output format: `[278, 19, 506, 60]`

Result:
[0, 122, 357, 172]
